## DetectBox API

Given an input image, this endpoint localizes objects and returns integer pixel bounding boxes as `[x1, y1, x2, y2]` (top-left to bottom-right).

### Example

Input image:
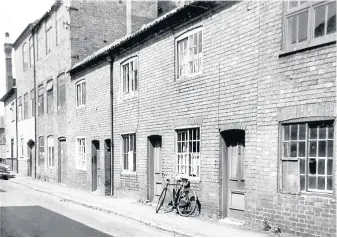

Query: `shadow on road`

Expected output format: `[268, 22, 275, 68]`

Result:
[0, 206, 111, 237]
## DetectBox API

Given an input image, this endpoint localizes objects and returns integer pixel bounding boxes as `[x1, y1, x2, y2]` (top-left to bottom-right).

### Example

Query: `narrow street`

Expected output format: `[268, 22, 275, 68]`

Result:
[0, 180, 175, 237]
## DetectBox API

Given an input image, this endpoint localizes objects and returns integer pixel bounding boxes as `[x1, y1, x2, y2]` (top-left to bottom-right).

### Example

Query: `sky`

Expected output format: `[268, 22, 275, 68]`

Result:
[0, 0, 54, 116]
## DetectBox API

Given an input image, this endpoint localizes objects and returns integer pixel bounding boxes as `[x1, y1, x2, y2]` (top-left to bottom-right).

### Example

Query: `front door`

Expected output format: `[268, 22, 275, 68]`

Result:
[92, 141, 100, 192]
[58, 139, 66, 183]
[220, 130, 245, 221]
[148, 136, 162, 202]
[27, 147, 32, 177]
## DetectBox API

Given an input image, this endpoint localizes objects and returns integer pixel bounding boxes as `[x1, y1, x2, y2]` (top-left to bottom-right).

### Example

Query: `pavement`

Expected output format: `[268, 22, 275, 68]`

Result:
[8, 174, 269, 237]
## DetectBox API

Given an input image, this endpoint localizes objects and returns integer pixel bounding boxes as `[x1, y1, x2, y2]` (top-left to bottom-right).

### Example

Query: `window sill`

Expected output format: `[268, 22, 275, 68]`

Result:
[121, 171, 137, 176]
[300, 191, 334, 199]
[175, 175, 201, 183]
[279, 38, 336, 58]
[121, 91, 138, 102]
[76, 105, 86, 109]
[175, 71, 203, 82]
[76, 167, 86, 171]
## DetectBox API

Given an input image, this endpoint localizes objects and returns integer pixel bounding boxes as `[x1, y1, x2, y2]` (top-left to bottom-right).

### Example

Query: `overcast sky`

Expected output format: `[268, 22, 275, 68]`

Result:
[0, 0, 54, 116]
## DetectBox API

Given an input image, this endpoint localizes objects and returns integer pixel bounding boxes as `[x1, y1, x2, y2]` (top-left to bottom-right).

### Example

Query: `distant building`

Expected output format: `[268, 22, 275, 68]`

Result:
[0, 116, 5, 158]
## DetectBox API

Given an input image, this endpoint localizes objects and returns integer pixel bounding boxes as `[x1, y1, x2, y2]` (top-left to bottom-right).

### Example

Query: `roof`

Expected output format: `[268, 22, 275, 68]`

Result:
[13, 22, 36, 49]
[0, 87, 16, 102]
[32, 0, 62, 33]
[69, 1, 220, 75]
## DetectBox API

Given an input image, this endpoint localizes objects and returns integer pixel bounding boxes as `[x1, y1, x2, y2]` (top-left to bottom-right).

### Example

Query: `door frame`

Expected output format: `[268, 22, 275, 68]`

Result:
[147, 135, 162, 202]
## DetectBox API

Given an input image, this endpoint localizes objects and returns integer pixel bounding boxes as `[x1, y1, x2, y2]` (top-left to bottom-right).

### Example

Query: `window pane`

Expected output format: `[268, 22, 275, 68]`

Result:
[299, 124, 306, 140]
[319, 126, 326, 139]
[288, 15, 297, 44]
[327, 159, 333, 175]
[298, 11, 308, 42]
[230, 147, 238, 179]
[130, 135, 134, 151]
[309, 141, 317, 157]
[309, 158, 317, 174]
[284, 125, 290, 140]
[298, 142, 305, 157]
[327, 176, 332, 190]
[318, 159, 325, 175]
[314, 5, 326, 38]
[328, 125, 334, 139]
[308, 176, 316, 189]
[300, 175, 305, 191]
[310, 127, 317, 139]
[327, 1, 336, 34]
[291, 124, 298, 140]
[327, 141, 333, 157]
[317, 176, 325, 190]
[300, 158, 305, 174]
[318, 141, 326, 157]
[290, 141, 297, 157]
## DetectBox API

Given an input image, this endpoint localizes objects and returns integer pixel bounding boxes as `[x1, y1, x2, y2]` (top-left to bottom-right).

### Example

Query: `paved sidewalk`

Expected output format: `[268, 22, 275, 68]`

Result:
[9, 175, 268, 237]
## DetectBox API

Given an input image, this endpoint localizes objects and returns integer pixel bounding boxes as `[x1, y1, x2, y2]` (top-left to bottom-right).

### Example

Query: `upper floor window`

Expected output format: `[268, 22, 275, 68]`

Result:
[76, 137, 86, 170]
[37, 27, 44, 60]
[281, 121, 334, 193]
[47, 135, 55, 168]
[46, 80, 53, 114]
[76, 80, 86, 107]
[57, 73, 66, 110]
[29, 37, 34, 67]
[121, 57, 138, 94]
[284, 1, 336, 51]
[46, 19, 53, 54]
[122, 134, 136, 172]
[22, 42, 28, 71]
[38, 86, 44, 116]
[56, 14, 65, 45]
[24, 93, 29, 119]
[30, 89, 35, 117]
[176, 28, 203, 78]
[18, 96, 22, 121]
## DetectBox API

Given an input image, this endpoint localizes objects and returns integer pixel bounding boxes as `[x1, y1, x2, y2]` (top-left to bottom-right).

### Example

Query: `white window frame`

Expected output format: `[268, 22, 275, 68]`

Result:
[29, 36, 34, 67]
[46, 18, 53, 54]
[20, 137, 24, 158]
[175, 27, 203, 79]
[56, 13, 64, 45]
[283, 0, 336, 52]
[76, 80, 86, 108]
[47, 136, 55, 168]
[37, 27, 44, 61]
[121, 134, 136, 173]
[76, 137, 86, 170]
[22, 42, 28, 71]
[176, 127, 201, 179]
[121, 57, 138, 96]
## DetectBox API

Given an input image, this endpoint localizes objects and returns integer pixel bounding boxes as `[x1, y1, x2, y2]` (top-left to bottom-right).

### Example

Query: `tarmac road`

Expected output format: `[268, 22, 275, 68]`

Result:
[0, 180, 174, 237]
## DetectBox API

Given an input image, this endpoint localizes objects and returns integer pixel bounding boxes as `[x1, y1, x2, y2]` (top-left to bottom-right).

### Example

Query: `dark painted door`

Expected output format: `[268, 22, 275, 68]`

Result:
[148, 136, 162, 202]
[221, 130, 245, 221]
[27, 147, 32, 177]
[58, 140, 66, 183]
[92, 141, 100, 192]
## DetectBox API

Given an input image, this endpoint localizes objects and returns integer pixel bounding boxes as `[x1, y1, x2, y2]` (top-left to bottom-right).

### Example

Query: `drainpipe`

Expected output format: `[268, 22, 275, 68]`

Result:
[109, 52, 114, 197]
[32, 26, 37, 179]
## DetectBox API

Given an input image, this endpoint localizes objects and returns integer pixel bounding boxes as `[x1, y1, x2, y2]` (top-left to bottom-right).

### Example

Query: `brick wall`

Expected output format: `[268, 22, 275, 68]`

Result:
[248, 1, 337, 236]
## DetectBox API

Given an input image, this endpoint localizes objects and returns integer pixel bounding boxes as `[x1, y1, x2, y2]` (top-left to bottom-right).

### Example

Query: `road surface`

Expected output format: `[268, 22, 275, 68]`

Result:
[0, 180, 175, 237]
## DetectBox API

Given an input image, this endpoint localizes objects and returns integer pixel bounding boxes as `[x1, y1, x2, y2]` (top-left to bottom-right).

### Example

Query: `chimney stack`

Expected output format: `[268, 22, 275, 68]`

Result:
[4, 32, 14, 92]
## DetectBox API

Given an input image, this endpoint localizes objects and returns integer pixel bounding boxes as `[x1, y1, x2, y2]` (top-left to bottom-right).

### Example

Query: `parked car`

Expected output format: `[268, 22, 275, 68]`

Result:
[0, 158, 11, 180]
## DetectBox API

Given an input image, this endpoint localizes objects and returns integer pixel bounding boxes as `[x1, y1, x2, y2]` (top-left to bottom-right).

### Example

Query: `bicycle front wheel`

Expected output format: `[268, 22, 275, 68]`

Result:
[156, 188, 167, 213]
[177, 189, 197, 217]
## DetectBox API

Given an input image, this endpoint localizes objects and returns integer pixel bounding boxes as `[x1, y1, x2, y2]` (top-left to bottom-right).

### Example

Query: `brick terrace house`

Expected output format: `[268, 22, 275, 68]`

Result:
[0, 33, 17, 163]
[70, 1, 336, 236]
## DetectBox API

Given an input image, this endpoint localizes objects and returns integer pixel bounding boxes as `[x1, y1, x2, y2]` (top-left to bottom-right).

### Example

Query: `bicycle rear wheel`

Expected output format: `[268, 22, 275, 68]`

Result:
[156, 188, 167, 213]
[177, 189, 197, 217]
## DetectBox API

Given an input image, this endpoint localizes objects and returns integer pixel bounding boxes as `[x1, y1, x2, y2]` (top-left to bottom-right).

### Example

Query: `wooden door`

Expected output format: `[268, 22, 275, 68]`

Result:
[58, 139, 66, 183]
[148, 136, 162, 202]
[92, 141, 100, 192]
[221, 130, 245, 221]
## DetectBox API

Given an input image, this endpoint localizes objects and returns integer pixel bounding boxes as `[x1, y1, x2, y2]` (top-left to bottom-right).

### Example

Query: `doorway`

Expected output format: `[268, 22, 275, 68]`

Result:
[220, 129, 245, 221]
[27, 140, 35, 177]
[147, 135, 162, 202]
[92, 140, 100, 192]
[58, 138, 66, 183]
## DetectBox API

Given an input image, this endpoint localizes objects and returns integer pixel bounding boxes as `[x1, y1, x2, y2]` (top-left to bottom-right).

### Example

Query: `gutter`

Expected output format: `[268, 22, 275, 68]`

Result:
[109, 52, 114, 197]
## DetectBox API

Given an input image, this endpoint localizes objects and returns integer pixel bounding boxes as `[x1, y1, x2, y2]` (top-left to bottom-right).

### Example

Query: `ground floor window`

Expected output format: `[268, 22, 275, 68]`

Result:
[47, 136, 54, 168]
[38, 136, 44, 166]
[281, 120, 334, 193]
[176, 128, 200, 177]
[122, 134, 136, 172]
[76, 138, 86, 170]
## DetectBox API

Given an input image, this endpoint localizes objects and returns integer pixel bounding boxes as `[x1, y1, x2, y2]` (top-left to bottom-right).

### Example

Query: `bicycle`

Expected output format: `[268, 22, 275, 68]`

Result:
[155, 174, 198, 217]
